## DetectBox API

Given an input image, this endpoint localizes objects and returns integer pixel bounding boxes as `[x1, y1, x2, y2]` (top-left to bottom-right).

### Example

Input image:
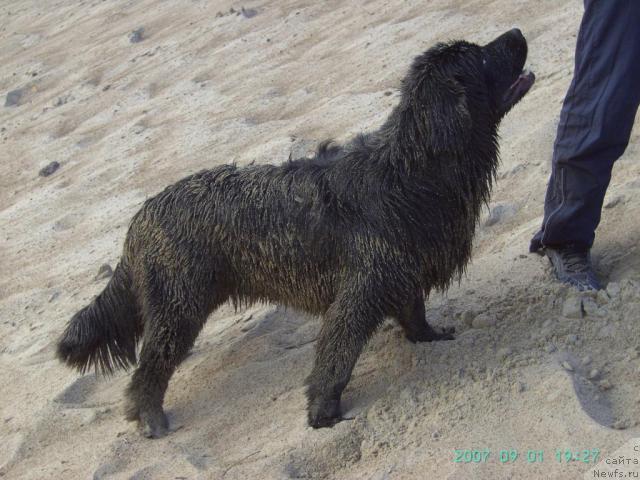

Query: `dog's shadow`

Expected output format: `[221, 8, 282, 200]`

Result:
[168, 306, 317, 427]
[166, 305, 456, 441]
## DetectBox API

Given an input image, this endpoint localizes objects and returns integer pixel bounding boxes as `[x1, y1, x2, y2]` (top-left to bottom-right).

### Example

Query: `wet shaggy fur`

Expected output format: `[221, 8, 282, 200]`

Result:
[57, 30, 533, 437]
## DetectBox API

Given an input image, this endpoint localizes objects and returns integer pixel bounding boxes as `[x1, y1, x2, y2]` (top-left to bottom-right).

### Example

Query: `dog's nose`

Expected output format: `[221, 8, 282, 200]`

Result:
[509, 27, 524, 39]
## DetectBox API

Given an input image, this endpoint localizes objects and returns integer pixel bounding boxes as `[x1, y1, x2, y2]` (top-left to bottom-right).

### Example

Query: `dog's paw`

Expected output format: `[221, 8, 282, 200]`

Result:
[308, 396, 342, 429]
[407, 325, 456, 343]
[309, 412, 343, 429]
[139, 408, 169, 439]
[434, 325, 455, 341]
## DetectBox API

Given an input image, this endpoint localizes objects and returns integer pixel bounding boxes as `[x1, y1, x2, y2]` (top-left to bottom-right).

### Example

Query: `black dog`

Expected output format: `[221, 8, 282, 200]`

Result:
[57, 29, 534, 438]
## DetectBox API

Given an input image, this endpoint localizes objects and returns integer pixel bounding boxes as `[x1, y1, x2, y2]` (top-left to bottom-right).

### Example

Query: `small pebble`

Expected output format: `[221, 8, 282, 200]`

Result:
[54, 94, 72, 107]
[596, 289, 610, 305]
[484, 203, 516, 227]
[241, 7, 258, 18]
[604, 196, 623, 209]
[582, 297, 601, 317]
[588, 369, 599, 380]
[461, 310, 476, 327]
[39, 161, 60, 177]
[129, 27, 144, 43]
[562, 295, 583, 319]
[561, 361, 573, 372]
[132, 122, 146, 134]
[5, 88, 23, 107]
[599, 379, 613, 391]
[612, 419, 628, 430]
[606, 282, 621, 298]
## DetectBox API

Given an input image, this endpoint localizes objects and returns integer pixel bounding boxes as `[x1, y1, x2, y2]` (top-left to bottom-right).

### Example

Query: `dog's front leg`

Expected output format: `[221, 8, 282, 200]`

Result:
[395, 292, 455, 343]
[305, 290, 383, 428]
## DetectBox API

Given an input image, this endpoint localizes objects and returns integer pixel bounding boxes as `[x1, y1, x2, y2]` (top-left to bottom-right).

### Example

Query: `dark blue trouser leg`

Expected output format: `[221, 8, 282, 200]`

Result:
[530, 0, 640, 253]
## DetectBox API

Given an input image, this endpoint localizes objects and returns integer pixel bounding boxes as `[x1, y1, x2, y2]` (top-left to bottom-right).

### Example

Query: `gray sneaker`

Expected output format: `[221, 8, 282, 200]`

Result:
[545, 246, 602, 291]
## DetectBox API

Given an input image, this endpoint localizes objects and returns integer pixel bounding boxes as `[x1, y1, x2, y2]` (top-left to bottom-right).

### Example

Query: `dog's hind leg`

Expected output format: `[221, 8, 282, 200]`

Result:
[394, 292, 455, 343]
[305, 286, 384, 428]
[125, 264, 217, 438]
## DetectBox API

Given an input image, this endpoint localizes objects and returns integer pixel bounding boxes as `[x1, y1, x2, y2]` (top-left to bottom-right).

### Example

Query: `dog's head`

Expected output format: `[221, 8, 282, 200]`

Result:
[401, 28, 534, 154]
[481, 28, 535, 117]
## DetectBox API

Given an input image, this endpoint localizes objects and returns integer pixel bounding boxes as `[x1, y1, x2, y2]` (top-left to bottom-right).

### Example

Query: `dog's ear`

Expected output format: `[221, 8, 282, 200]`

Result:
[417, 70, 472, 155]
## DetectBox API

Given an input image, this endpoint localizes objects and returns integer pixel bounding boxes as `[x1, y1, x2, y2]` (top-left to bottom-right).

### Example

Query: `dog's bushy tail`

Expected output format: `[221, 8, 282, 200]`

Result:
[57, 262, 140, 375]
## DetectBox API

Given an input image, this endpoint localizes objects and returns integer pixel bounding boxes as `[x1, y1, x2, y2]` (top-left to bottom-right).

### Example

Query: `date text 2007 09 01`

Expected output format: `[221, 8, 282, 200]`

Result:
[453, 449, 601, 464]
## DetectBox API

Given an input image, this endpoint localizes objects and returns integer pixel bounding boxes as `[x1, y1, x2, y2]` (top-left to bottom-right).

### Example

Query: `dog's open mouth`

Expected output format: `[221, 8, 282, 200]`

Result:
[503, 68, 535, 106]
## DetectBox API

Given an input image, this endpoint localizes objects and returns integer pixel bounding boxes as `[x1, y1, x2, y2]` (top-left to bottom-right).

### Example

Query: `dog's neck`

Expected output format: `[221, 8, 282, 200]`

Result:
[369, 103, 501, 289]
[378, 100, 499, 204]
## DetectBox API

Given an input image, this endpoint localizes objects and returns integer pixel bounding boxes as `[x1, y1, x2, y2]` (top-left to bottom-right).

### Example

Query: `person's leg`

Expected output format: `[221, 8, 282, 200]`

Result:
[530, 0, 640, 289]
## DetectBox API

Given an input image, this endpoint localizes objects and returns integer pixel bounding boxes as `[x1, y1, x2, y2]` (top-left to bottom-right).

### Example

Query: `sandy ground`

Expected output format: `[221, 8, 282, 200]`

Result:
[1, 0, 640, 478]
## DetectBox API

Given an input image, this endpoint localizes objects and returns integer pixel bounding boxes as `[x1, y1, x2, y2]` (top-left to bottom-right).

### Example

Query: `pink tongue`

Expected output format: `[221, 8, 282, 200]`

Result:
[509, 69, 533, 90]
[510, 74, 526, 89]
